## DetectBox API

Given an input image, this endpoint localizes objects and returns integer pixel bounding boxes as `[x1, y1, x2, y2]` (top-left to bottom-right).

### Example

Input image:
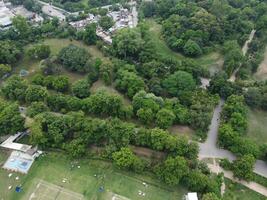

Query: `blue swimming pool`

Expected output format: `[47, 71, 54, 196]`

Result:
[3, 151, 34, 174]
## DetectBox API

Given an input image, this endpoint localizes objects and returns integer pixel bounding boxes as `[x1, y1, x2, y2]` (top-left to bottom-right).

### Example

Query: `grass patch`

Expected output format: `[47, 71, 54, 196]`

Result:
[43, 38, 107, 61]
[253, 173, 267, 188]
[223, 179, 266, 200]
[2, 152, 186, 200]
[12, 38, 108, 83]
[144, 19, 223, 74]
[168, 125, 194, 140]
[144, 19, 184, 60]
[90, 80, 131, 105]
[247, 108, 267, 145]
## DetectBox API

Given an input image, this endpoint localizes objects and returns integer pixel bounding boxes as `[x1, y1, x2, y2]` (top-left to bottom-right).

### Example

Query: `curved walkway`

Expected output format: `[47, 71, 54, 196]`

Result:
[199, 29, 267, 180]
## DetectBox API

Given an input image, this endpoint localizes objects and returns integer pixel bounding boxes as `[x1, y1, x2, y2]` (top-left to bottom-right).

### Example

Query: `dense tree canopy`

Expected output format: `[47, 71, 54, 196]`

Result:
[0, 41, 21, 64]
[163, 71, 196, 97]
[58, 44, 91, 72]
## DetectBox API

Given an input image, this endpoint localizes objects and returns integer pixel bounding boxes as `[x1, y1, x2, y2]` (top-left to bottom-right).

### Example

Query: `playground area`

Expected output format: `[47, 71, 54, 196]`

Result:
[26, 180, 84, 200]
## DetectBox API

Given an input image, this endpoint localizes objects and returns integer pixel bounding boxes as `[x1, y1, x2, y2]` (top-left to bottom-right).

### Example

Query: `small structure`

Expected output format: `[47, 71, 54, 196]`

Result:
[19, 69, 29, 77]
[185, 193, 198, 200]
[0, 132, 42, 174]
[0, 1, 14, 29]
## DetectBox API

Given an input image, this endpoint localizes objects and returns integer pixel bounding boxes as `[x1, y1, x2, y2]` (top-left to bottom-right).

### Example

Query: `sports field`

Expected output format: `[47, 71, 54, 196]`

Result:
[26, 180, 84, 200]
[2, 152, 187, 200]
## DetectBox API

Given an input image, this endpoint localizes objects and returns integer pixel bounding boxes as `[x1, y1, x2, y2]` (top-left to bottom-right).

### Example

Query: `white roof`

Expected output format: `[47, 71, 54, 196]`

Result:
[187, 193, 198, 200]
[0, 132, 32, 152]
[0, 3, 14, 27]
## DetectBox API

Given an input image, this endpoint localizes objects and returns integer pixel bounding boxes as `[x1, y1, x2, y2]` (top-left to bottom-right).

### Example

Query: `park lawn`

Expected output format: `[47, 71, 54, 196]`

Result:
[223, 179, 266, 200]
[12, 38, 108, 83]
[145, 19, 184, 60]
[145, 19, 223, 74]
[0, 150, 23, 200]
[43, 38, 107, 61]
[247, 108, 267, 145]
[4, 152, 187, 200]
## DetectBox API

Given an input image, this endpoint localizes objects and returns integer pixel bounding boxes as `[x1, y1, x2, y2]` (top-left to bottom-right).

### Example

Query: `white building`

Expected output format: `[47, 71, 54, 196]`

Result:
[185, 193, 198, 200]
[0, 1, 14, 28]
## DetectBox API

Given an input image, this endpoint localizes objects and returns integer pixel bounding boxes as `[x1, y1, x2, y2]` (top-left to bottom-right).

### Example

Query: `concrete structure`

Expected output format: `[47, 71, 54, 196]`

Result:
[0, 1, 14, 28]
[12, 6, 34, 19]
[69, 2, 138, 44]
[185, 193, 198, 200]
[0, 131, 42, 174]
[69, 14, 96, 29]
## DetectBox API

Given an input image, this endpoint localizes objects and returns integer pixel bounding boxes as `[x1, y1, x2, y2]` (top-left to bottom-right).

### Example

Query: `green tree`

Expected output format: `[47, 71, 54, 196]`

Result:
[99, 16, 114, 31]
[112, 28, 143, 59]
[163, 71, 196, 97]
[136, 108, 154, 125]
[82, 23, 97, 45]
[58, 44, 91, 72]
[12, 16, 30, 39]
[26, 102, 49, 118]
[25, 85, 48, 103]
[115, 69, 145, 98]
[0, 64, 11, 78]
[2, 75, 28, 101]
[64, 138, 86, 158]
[27, 44, 51, 60]
[99, 63, 113, 85]
[202, 193, 220, 200]
[233, 154, 255, 181]
[0, 102, 25, 136]
[52, 75, 69, 92]
[155, 156, 189, 185]
[244, 88, 262, 108]
[156, 108, 175, 129]
[183, 40, 203, 57]
[72, 79, 90, 98]
[0, 41, 21, 64]
[112, 147, 144, 172]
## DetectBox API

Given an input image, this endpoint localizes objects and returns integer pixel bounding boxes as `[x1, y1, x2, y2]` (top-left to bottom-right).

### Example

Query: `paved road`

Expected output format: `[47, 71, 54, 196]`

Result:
[208, 161, 267, 197]
[199, 100, 235, 161]
[199, 29, 267, 179]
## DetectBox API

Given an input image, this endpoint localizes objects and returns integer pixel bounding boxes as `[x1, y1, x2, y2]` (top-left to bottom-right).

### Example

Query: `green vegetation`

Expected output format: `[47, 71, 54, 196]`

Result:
[144, 19, 223, 73]
[247, 108, 267, 145]
[0, 152, 187, 200]
[1, 1, 267, 198]
[223, 179, 266, 200]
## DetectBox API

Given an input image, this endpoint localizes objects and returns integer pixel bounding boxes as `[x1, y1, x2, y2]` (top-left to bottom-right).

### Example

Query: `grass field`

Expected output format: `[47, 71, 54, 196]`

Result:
[1, 152, 187, 200]
[223, 179, 266, 200]
[247, 108, 267, 145]
[144, 19, 223, 74]
[12, 39, 107, 83]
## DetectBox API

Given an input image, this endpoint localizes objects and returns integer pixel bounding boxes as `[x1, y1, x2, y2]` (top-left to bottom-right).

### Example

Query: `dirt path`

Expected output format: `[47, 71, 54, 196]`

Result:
[229, 29, 256, 82]
[208, 161, 267, 197]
